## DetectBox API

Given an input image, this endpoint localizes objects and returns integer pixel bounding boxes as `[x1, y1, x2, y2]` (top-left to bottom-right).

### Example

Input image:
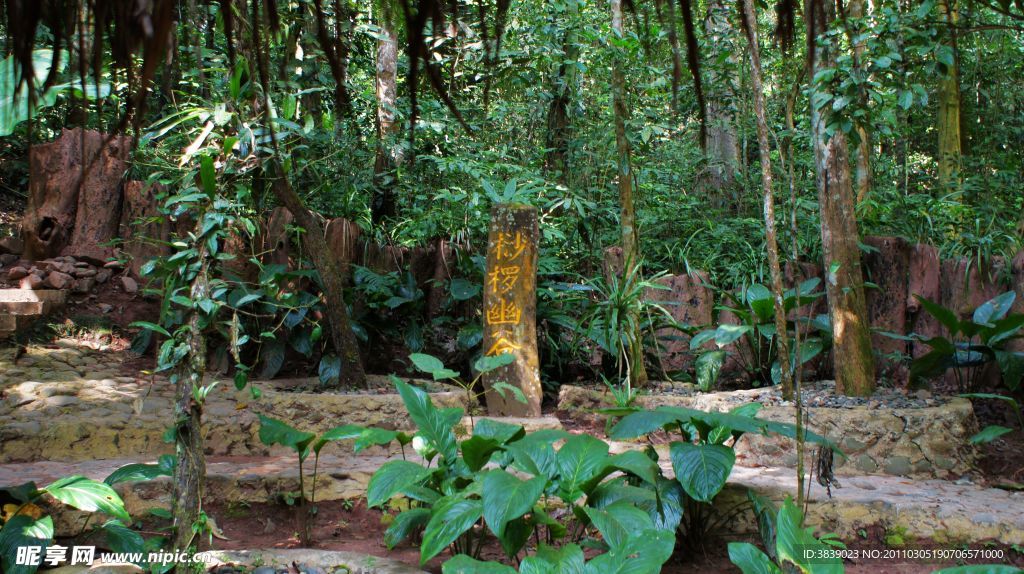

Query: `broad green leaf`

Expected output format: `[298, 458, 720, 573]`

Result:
[556, 435, 610, 501]
[775, 499, 843, 574]
[604, 450, 659, 485]
[473, 418, 526, 443]
[0, 515, 53, 574]
[385, 508, 431, 549]
[396, 380, 460, 462]
[129, 321, 171, 338]
[318, 354, 342, 386]
[728, 542, 782, 574]
[474, 352, 516, 374]
[101, 519, 145, 556]
[973, 291, 1016, 326]
[315, 424, 364, 454]
[43, 476, 130, 521]
[669, 442, 735, 502]
[715, 324, 753, 346]
[421, 495, 484, 564]
[969, 425, 1013, 444]
[450, 278, 482, 301]
[257, 415, 316, 460]
[582, 527, 675, 574]
[914, 295, 960, 335]
[410, 353, 459, 380]
[482, 470, 546, 539]
[367, 460, 432, 508]
[528, 543, 586, 574]
[104, 460, 173, 485]
[745, 284, 775, 323]
[607, 410, 680, 440]
[696, 351, 726, 392]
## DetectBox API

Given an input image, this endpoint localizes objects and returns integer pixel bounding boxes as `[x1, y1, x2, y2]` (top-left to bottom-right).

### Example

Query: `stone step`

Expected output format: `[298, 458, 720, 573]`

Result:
[6, 455, 1021, 546]
[0, 288, 67, 315]
[0, 288, 67, 338]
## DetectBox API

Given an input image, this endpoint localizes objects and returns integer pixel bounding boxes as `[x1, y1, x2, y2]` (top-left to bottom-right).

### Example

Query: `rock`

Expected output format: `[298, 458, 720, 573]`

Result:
[98, 303, 113, 313]
[7, 266, 29, 280]
[0, 253, 17, 267]
[21, 274, 45, 290]
[251, 567, 278, 574]
[47, 395, 80, 408]
[74, 278, 95, 294]
[96, 268, 112, 283]
[0, 236, 23, 255]
[121, 276, 138, 294]
[47, 271, 74, 290]
[915, 389, 932, 399]
[73, 267, 97, 278]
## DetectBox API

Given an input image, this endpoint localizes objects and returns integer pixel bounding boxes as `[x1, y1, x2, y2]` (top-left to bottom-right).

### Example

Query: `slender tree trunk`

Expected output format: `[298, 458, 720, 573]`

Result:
[372, 9, 401, 223]
[611, 0, 647, 388]
[660, 0, 684, 112]
[937, 0, 962, 186]
[172, 259, 208, 571]
[740, 0, 806, 509]
[702, 0, 740, 211]
[808, 0, 876, 396]
[269, 163, 367, 387]
[740, 0, 793, 399]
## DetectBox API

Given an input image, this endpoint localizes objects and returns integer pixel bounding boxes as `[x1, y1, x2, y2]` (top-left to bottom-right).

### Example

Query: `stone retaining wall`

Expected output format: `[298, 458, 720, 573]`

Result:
[558, 385, 978, 478]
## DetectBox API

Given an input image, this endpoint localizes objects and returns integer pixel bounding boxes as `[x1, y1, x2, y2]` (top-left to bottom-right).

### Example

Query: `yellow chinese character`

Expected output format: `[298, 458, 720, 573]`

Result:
[486, 298, 522, 325]
[494, 232, 527, 261]
[488, 265, 521, 294]
[487, 337, 521, 356]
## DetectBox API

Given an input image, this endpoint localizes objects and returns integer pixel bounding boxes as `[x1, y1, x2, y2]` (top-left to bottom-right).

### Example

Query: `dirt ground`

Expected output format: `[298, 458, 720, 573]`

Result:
[192, 499, 1023, 574]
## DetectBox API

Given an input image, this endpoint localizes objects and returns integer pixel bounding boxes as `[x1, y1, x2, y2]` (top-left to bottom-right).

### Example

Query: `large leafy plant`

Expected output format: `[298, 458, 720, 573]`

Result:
[691, 279, 829, 390]
[729, 497, 844, 574]
[606, 403, 839, 550]
[0, 460, 174, 574]
[364, 378, 674, 569]
[909, 291, 1024, 393]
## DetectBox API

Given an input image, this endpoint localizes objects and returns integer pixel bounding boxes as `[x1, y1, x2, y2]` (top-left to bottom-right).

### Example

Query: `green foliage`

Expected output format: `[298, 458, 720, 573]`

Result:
[909, 292, 1024, 392]
[729, 499, 843, 574]
[692, 279, 828, 388]
[0, 464, 172, 574]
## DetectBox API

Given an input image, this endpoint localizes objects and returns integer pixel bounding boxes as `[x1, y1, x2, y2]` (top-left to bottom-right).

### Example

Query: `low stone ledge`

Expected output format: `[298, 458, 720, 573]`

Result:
[558, 384, 979, 478]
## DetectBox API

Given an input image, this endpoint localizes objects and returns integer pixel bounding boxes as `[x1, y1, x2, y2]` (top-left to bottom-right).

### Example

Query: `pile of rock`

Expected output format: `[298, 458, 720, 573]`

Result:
[2, 256, 121, 294]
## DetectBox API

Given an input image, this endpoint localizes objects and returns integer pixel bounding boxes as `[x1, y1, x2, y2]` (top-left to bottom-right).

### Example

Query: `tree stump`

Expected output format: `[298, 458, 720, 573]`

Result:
[645, 272, 713, 376]
[119, 181, 171, 277]
[482, 204, 542, 417]
[863, 236, 911, 383]
[23, 129, 129, 261]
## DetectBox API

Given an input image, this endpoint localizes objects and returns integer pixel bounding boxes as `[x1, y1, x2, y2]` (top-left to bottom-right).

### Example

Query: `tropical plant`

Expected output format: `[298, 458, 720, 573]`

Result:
[255, 415, 365, 544]
[406, 352, 523, 422]
[728, 497, 844, 574]
[909, 291, 1024, 393]
[582, 263, 681, 383]
[959, 393, 1024, 445]
[0, 460, 174, 574]
[606, 402, 839, 550]
[364, 377, 673, 567]
[691, 279, 829, 389]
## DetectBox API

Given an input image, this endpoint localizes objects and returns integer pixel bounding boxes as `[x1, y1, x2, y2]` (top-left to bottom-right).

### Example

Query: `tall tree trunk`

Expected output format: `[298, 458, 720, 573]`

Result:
[740, 0, 804, 507]
[611, 0, 647, 388]
[545, 2, 580, 182]
[740, 0, 793, 400]
[808, 0, 876, 396]
[702, 0, 740, 210]
[372, 9, 401, 223]
[172, 258, 208, 571]
[937, 0, 962, 186]
[848, 0, 873, 203]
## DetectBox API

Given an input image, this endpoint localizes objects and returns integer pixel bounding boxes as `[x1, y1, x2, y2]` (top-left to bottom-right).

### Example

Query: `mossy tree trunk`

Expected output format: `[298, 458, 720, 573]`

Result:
[937, 0, 962, 187]
[372, 7, 401, 223]
[808, 0, 876, 396]
[702, 0, 741, 210]
[611, 0, 647, 388]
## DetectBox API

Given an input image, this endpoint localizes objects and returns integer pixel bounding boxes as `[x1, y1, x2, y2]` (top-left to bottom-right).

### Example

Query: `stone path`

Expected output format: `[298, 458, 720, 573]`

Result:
[5, 453, 1022, 546]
